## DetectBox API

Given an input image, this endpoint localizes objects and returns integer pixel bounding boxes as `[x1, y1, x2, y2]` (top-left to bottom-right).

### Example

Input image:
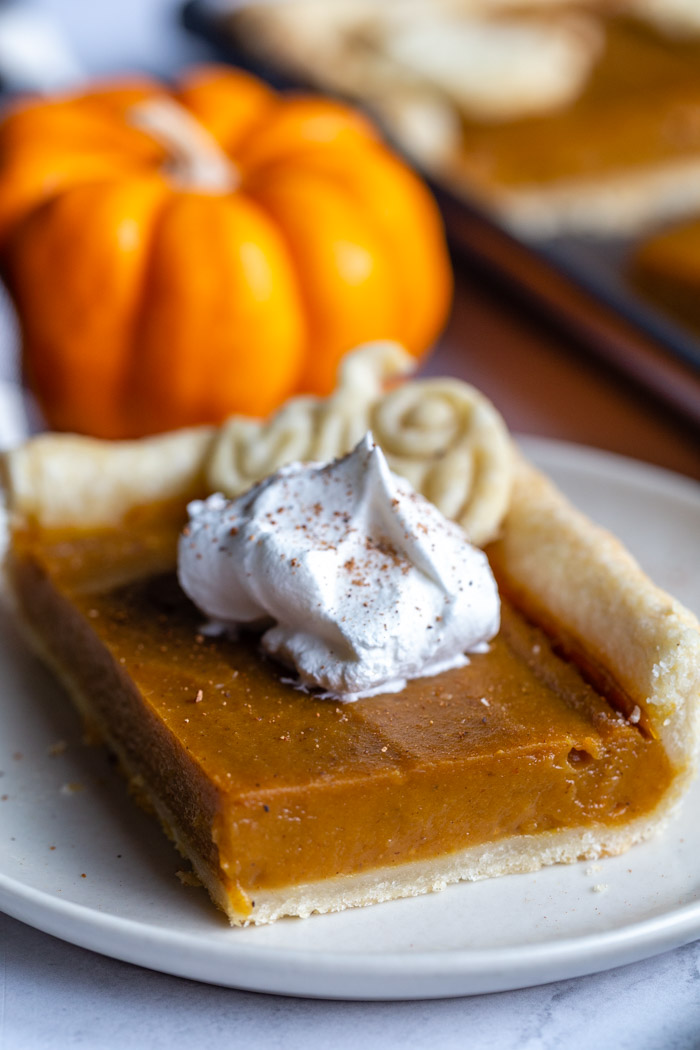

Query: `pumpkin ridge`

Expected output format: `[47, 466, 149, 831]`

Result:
[248, 168, 402, 395]
[119, 185, 176, 438]
[258, 143, 452, 354]
[127, 190, 306, 434]
[8, 175, 168, 438]
[234, 96, 376, 175]
[250, 151, 415, 350]
[174, 65, 277, 157]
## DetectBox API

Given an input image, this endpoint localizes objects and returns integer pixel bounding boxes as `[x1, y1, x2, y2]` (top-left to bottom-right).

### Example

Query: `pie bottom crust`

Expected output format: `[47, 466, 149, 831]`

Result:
[4, 440, 700, 925]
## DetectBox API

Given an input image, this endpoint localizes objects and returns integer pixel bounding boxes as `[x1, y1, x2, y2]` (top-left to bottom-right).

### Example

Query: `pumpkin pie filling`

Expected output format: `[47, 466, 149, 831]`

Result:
[8, 516, 674, 920]
[4, 351, 699, 924]
[452, 16, 700, 194]
[631, 215, 700, 333]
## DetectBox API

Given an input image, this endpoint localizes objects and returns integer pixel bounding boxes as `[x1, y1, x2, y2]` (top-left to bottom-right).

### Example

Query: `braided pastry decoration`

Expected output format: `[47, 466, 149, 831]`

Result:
[206, 341, 514, 546]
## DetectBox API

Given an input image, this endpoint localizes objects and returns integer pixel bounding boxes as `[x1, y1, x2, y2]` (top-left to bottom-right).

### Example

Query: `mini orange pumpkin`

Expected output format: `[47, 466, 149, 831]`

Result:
[0, 66, 452, 439]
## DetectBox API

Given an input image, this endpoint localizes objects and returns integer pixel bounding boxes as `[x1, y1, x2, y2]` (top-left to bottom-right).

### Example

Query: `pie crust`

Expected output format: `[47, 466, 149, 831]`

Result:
[3, 423, 699, 925]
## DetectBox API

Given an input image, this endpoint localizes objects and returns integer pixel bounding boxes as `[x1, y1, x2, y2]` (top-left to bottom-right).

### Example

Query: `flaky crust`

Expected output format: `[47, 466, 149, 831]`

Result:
[3, 437, 700, 924]
[489, 454, 700, 771]
[1, 426, 216, 530]
[2, 345, 514, 547]
[215, 812, 677, 925]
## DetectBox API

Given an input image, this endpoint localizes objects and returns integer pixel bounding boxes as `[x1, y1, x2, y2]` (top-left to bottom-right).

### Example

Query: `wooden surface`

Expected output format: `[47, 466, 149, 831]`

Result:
[426, 263, 700, 482]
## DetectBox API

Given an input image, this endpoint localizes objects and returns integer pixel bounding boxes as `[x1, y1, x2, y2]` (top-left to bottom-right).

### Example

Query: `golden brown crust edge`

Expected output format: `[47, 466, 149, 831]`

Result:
[0, 427, 216, 530]
[489, 453, 700, 772]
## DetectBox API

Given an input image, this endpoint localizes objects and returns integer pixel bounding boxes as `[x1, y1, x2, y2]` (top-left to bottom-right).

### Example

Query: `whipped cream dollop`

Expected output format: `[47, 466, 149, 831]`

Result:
[178, 435, 500, 701]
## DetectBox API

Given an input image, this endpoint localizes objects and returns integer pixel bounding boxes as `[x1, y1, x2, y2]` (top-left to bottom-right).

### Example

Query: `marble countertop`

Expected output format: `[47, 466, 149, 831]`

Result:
[3, 910, 700, 1050]
[1, 3, 699, 1047]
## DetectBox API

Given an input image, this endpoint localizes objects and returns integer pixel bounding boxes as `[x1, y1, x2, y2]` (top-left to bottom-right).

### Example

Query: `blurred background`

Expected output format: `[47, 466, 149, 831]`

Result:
[0, 0, 207, 83]
[0, 0, 698, 474]
[0, 0, 209, 443]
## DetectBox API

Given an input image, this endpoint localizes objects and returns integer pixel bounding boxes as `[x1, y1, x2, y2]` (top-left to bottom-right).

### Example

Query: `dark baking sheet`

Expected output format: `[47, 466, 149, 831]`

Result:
[182, 0, 700, 430]
[543, 233, 700, 375]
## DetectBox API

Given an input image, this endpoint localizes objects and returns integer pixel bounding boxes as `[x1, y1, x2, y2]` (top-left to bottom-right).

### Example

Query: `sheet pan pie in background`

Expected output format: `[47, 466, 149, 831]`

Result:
[3, 344, 700, 925]
[221, 0, 700, 237]
[631, 214, 700, 333]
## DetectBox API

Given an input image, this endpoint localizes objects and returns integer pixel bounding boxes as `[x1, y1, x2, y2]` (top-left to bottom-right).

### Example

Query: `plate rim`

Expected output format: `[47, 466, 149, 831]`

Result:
[3, 865, 700, 999]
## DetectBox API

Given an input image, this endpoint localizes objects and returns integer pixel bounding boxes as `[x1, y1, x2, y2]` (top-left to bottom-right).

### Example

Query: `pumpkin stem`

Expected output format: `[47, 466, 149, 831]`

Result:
[128, 98, 239, 193]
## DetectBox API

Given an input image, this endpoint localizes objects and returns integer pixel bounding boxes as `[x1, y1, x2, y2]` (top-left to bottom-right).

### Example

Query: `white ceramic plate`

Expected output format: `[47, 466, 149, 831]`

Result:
[1, 437, 699, 1000]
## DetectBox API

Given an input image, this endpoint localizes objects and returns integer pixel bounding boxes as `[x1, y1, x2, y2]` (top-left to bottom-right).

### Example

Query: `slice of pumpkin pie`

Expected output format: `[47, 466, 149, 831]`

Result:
[3, 345, 699, 925]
